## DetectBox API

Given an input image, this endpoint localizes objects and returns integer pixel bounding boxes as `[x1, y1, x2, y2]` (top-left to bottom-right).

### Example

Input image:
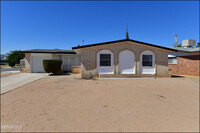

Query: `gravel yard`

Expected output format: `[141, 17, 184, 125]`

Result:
[1, 74, 199, 132]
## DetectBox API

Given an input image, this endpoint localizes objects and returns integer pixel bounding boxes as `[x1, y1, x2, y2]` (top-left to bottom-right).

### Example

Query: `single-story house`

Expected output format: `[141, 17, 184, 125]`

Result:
[21, 49, 81, 73]
[22, 39, 178, 77]
[21, 38, 199, 78]
[168, 47, 200, 77]
[72, 39, 178, 78]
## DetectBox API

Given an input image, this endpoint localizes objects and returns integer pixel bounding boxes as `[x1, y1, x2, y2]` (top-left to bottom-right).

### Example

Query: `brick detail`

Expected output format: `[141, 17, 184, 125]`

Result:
[168, 55, 200, 77]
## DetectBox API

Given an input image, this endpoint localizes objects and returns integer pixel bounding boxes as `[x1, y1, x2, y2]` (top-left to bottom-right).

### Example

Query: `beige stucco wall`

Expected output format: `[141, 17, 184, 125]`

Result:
[76, 41, 171, 78]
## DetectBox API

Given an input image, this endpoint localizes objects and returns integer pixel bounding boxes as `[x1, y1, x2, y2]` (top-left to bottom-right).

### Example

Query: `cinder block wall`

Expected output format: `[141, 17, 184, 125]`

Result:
[168, 55, 200, 77]
[79, 41, 170, 78]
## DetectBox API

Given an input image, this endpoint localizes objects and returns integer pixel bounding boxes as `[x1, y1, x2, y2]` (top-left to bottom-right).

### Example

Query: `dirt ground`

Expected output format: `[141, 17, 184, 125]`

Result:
[1, 75, 199, 132]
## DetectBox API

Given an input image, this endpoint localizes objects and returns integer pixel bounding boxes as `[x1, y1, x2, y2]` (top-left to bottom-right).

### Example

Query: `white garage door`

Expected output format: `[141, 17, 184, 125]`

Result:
[31, 54, 52, 73]
[119, 50, 135, 74]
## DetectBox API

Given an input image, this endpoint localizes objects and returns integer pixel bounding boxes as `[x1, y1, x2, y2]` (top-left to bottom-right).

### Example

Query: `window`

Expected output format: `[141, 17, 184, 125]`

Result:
[168, 57, 177, 64]
[142, 55, 152, 66]
[100, 54, 111, 66]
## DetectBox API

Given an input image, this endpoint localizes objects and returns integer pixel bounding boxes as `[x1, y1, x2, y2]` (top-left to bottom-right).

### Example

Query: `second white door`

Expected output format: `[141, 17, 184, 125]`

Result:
[119, 50, 135, 74]
[62, 55, 74, 72]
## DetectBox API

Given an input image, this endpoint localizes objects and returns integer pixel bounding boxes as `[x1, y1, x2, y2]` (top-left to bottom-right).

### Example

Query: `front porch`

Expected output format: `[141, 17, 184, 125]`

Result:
[98, 74, 156, 78]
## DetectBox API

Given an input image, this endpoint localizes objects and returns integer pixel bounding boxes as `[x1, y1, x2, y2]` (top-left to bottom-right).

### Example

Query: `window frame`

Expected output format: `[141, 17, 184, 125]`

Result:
[142, 55, 153, 67]
[168, 57, 177, 64]
[99, 54, 111, 67]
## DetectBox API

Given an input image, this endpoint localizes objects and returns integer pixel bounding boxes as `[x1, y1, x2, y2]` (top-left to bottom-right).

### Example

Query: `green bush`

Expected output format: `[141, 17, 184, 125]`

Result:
[43, 59, 62, 74]
[8, 61, 16, 67]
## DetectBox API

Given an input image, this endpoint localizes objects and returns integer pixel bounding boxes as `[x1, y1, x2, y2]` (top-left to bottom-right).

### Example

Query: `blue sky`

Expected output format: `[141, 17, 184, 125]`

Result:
[1, 1, 199, 54]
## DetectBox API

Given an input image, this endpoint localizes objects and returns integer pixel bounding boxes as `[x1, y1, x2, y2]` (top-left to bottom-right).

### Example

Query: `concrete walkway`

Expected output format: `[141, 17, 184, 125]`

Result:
[1, 73, 48, 94]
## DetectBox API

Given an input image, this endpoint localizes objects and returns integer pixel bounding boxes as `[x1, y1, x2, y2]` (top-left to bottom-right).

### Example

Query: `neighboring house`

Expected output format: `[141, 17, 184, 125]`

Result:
[21, 49, 81, 73]
[168, 47, 200, 77]
[72, 39, 177, 78]
[0, 54, 8, 64]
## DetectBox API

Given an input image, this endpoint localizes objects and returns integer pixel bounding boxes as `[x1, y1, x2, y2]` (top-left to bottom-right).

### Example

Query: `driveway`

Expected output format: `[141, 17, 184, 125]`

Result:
[1, 73, 48, 94]
[1, 75, 199, 132]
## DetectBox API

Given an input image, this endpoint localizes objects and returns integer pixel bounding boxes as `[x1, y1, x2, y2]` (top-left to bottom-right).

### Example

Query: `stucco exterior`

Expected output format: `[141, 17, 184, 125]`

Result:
[74, 41, 171, 78]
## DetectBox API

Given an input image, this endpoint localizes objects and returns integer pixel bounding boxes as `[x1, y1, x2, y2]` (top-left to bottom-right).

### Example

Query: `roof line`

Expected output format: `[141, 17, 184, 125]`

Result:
[167, 47, 200, 53]
[21, 49, 76, 54]
[72, 39, 177, 52]
[21, 51, 76, 54]
[171, 50, 199, 53]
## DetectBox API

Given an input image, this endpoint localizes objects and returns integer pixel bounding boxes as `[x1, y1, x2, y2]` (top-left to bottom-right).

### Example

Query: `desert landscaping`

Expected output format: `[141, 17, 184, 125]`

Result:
[1, 75, 199, 132]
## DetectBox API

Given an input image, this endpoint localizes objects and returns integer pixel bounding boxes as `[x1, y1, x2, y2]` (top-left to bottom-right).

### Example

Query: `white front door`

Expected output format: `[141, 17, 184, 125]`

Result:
[119, 50, 135, 74]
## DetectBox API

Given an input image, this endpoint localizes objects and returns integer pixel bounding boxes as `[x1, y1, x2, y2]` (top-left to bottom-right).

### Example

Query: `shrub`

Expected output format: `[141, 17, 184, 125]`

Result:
[43, 59, 62, 74]
[8, 61, 16, 67]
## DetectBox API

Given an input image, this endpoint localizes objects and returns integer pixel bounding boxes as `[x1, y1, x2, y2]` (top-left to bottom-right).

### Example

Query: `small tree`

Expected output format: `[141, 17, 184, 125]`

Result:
[196, 42, 200, 47]
[8, 61, 16, 67]
[176, 44, 182, 47]
[43, 59, 62, 74]
[7, 50, 25, 67]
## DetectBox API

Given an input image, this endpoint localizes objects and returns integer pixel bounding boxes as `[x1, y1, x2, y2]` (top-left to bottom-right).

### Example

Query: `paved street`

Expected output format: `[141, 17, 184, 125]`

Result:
[1, 67, 20, 72]
[1, 73, 48, 94]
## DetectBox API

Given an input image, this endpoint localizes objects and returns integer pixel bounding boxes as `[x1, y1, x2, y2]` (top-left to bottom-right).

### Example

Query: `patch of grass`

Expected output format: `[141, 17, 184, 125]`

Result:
[0, 63, 9, 68]
[0, 63, 20, 68]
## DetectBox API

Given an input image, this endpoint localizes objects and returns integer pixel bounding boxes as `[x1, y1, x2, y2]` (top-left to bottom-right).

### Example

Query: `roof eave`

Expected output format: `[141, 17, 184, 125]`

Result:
[21, 51, 76, 54]
[72, 39, 177, 52]
[72, 39, 128, 49]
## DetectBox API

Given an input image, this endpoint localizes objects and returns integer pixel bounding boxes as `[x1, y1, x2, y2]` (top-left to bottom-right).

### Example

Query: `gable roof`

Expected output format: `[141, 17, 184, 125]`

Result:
[72, 39, 177, 52]
[21, 49, 76, 54]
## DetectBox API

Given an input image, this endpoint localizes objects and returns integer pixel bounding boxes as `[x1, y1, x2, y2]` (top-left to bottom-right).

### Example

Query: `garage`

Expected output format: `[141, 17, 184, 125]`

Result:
[21, 49, 81, 73]
[31, 53, 52, 73]
[119, 50, 135, 74]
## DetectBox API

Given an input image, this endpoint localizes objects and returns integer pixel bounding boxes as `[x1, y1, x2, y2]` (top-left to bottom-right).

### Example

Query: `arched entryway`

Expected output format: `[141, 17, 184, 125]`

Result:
[97, 50, 114, 74]
[119, 50, 135, 74]
[140, 50, 155, 74]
